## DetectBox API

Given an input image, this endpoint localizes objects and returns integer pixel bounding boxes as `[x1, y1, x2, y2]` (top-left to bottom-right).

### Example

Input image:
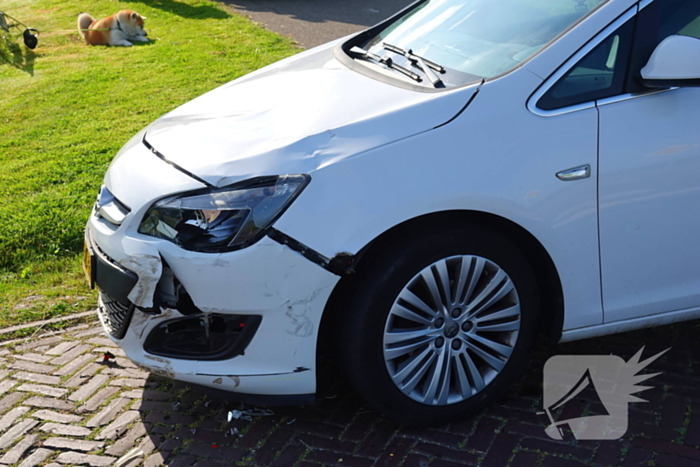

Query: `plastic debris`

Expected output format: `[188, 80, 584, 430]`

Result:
[227, 410, 242, 422]
[299, 439, 315, 452]
[190, 428, 196, 435]
[102, 352, 116, 363]
[224, 427, 239, 438]
[243, 408, 275, 417]
[172, 402, 181, 411]
[286, 418, 296, 425]
[227, 405, 274, 424]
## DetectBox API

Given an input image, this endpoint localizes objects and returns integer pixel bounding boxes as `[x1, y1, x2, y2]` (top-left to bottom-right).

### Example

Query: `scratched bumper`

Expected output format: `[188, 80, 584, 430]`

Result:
[89, 207, 339, 396]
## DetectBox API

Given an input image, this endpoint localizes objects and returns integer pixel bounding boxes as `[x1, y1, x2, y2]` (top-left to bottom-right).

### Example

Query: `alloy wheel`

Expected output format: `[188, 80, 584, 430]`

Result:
[383, 255, 521, 406]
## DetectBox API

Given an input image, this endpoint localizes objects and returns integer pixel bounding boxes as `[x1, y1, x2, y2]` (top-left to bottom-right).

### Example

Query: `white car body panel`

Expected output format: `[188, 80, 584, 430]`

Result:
[101, 236, 338, 395]
[145, 43, 478, 188]
[103, 129, 206, 211]
[275, 69, 603, 330]
[598, 87, 700, 322]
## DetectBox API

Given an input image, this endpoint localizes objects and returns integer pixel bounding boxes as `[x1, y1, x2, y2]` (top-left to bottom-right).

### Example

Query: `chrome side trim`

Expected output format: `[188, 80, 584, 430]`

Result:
[527, 6, 638, 117]
[560, 305, 700, 343]
[596, 87, 678, 106]
[556, 165, 591, 181]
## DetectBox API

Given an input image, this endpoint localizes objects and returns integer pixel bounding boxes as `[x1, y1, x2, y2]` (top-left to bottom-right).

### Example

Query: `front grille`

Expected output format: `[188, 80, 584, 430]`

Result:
[98, 291, 135, 339]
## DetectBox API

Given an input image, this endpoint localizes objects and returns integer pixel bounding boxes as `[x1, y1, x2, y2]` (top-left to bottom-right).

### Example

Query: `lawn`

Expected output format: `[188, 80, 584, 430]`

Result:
[0, 0, 300, 328]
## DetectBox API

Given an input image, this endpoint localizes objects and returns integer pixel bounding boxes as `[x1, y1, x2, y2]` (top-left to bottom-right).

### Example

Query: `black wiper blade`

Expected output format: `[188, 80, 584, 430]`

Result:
[349, 46, 422, 83]
[383, 43, 445, 88]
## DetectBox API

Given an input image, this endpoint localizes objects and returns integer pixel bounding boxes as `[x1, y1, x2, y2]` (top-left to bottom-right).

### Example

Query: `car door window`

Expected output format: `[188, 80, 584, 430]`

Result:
[537, 18, 634, 111]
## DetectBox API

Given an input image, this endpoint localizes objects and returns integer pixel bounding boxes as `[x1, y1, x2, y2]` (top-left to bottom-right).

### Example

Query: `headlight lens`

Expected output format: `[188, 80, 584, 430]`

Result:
[138, 175, 309, 252]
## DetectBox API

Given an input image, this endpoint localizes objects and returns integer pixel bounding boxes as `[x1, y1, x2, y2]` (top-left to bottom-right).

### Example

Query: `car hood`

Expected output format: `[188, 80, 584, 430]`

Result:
[144, 43, 479, 187]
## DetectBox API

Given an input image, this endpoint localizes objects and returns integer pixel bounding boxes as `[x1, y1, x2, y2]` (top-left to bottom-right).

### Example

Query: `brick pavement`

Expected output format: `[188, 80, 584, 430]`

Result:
[0, 317, 697, 466]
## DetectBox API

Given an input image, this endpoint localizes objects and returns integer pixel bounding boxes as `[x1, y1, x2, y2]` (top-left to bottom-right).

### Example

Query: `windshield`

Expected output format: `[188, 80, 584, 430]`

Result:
[361, 0, 608, 86]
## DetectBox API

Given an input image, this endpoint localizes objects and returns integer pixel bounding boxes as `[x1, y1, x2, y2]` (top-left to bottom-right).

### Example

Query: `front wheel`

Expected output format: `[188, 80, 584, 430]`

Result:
[338, 224, 539, 425]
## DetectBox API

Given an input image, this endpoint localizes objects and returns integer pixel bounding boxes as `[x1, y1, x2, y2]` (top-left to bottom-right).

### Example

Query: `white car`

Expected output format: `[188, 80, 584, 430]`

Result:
[84, 0, 700, 425]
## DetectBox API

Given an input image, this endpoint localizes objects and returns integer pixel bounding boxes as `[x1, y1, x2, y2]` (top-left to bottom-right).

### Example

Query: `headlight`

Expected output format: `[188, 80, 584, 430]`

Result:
[138, 175, 310, 252]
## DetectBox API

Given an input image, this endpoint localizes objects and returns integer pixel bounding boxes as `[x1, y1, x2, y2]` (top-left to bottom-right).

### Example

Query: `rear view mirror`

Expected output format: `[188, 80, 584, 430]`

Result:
[641, 35, 700, 88]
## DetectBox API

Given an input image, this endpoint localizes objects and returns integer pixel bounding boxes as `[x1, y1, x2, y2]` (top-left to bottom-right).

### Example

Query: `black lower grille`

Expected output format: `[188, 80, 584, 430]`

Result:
[98, 291, 135, 339]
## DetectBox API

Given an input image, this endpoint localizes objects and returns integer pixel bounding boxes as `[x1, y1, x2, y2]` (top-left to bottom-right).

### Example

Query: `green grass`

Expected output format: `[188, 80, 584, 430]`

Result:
[0, 0, 300, 324]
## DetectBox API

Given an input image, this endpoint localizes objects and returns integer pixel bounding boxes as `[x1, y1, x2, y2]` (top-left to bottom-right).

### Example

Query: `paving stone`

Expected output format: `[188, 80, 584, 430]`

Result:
[17, 448, 52, 467]
[86, 398, 130, 427]
[17, 383, 68, 398]
[0, 406, 31, 432]
[0, 380, 16, 399]
[142, 452, 165, 467]
[69, 374, 109, 402]
[0, 371, 10, 381]
[109, 378, 148, 388]
[31, 410, 82, 424]
[45, 341, 81, 356]
[43, 437, 105, 452]
[97, 410, 140, 440]
[73, 327, 104, 339]
[0, 393, 25, 414]
[23, 396, 73, 411]
[137, 433, 157, 456]
[122, 389, 173, 400]
[55, 451, 117, 466]
[39, 422, 92, 437]
[121, 390, 144, 399]
[130, 400, 173, 412]
[0, 419, 39, 449]
[14, 336, 62, 352]
[53, 354, 95, 377]
[105, 423, 147, 456]
[64, 324, 90, 333]
[63, 363, 102, 388]
[87, 337, 117, 348]
[13, 372, 61, 385]
[50, 345, 93, 366]
[0, 433, 38, 465]
[14, 353, 53, 364]
[9, 361, 54, 374]
[77, 387, 119, 413]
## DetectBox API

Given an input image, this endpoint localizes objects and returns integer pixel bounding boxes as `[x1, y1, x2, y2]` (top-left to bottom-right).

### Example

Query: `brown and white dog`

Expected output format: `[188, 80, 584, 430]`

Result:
[78, 10, 148, 46]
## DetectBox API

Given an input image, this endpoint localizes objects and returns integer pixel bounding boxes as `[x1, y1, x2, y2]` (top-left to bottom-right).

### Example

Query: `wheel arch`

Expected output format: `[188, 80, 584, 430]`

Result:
[317, 210, 564, 382]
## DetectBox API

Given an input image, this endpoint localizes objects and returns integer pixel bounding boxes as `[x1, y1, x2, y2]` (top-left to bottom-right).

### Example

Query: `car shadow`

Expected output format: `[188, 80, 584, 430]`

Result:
[0, 34, 35, 76]
[226, 0, 413, 27]
[131, 320, 698, 465]
[120, 0, 231, 20]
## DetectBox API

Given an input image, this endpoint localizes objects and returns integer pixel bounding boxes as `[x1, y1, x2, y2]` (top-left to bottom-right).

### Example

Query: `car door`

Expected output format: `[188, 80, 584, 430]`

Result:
[597, 0, 700, 322]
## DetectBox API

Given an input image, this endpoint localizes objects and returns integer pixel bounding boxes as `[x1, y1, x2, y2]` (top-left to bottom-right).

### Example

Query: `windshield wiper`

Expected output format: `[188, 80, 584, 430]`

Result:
[383, 43, 445, 88]
[349, 46, 422, 83]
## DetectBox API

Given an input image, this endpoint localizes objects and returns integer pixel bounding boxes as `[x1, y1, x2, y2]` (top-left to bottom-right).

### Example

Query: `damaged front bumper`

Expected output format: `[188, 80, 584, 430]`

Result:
[86, 215, 340, 403]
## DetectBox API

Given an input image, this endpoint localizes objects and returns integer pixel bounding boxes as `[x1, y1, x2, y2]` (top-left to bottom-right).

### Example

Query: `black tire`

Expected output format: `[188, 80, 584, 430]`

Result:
[337, 222, 539, 426]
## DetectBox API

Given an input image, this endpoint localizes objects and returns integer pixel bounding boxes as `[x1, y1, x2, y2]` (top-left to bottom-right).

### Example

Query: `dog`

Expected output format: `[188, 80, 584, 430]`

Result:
[78, 10, 148, 46]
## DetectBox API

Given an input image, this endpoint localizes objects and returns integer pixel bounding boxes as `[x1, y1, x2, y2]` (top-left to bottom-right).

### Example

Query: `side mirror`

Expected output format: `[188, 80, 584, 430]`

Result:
[641, 35, 700, 88]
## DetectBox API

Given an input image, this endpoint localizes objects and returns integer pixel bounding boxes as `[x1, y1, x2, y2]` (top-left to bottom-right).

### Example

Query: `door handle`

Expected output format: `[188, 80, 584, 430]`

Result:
[556, 165, 590, 181]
